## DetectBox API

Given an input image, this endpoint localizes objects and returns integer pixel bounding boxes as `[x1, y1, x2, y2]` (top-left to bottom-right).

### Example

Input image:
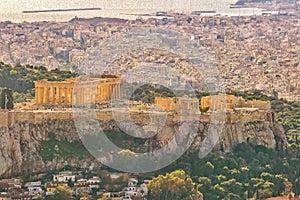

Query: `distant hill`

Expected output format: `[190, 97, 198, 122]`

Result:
[236, 0, 270, 5]
[236, 0, 297, 5]
[69, 16, 128, 24]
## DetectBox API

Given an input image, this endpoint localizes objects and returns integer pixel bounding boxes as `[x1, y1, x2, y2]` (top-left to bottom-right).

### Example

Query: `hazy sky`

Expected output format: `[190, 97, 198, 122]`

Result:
[0, 0, 261, 22]
[0, 0, 238, 12]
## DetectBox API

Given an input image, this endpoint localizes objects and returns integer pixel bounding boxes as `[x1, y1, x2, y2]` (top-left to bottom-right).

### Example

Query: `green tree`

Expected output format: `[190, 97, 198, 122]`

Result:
[46, 186, 72, 200]
[147, 170, 203, 200]
[198, 176, 212, 192]
[0, 88, 13, 109]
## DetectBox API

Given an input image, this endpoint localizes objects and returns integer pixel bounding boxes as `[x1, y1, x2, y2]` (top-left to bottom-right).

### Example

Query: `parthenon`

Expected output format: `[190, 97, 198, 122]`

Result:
[34, 75, 122, 105]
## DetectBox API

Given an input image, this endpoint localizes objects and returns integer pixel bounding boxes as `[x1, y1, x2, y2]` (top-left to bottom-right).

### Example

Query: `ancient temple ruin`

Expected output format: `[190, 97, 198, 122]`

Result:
[201, 94, 271, 111]
[154, 96, 199, 113]
[154, 94, 271, 113]
[34, 75, 122, 105]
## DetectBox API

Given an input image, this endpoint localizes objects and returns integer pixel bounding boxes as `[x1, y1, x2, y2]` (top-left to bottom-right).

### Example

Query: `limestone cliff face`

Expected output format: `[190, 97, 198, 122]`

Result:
[0, 111, 286, 177]
[0, 120, 85, 178]
[141, 111, 287, 153]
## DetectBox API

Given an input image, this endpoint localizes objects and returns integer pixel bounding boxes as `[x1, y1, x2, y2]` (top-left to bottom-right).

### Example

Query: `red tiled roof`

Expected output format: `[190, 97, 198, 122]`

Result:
[0, 194, 9, 198]
[46, 186, 57, 189]
[0, 183, 10, 189]
[266, 197, 300, 200]
[89, 177, 100, 181]
[76, 185, 90, 188]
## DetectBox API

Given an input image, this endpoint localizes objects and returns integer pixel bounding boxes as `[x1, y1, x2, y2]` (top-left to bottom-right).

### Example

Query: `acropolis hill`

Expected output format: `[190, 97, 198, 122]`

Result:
[0, 81, 288, 177]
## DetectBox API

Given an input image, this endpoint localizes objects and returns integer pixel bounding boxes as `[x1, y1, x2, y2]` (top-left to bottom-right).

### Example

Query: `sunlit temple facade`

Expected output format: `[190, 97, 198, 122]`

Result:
[34, 75, 122, 105]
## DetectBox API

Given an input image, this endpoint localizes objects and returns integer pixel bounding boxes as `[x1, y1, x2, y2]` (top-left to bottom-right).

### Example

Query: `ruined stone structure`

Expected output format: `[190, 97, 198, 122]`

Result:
[34, 76, 122, 105]
[155, 97, 176, 111]
[201, 94, 271, 112]
[154, 95, 271, 114]
[155, 96, 199, 113]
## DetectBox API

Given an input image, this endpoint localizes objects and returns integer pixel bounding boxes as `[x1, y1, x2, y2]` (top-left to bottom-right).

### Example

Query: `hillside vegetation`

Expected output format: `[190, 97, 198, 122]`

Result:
[0, 63, 77, 102]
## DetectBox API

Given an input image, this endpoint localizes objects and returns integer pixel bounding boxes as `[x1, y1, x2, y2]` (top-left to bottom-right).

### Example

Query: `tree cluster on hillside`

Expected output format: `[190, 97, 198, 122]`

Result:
[0, 88, 13, 109]
[0, 62, 77, 102]
[147, 170, 203, 200]
[146, 142, 300, 200]
[124, 83, 202, 103]
[125, 84, 175, 103]
[45, 185, 72, 200]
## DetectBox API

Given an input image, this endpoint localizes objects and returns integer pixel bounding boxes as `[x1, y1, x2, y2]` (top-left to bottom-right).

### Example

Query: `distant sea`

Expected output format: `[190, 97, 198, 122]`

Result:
[0, 0, 263, 22]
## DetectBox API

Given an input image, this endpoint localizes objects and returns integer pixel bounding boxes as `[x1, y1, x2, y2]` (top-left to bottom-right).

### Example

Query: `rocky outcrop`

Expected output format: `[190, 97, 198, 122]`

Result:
[0, 110, 286, 177]
[0, 119, 88, 177]
[142, 111, 287, 153]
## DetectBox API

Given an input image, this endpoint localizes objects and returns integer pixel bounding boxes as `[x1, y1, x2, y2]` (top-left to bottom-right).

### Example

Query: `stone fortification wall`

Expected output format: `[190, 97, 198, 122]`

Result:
[0, 109, 273, 129]
[201, 95, 271, 111]
[0, 109, 286, 177]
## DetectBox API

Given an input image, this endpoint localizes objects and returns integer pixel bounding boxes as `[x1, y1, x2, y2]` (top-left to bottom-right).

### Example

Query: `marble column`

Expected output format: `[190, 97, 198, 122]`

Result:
[67, 87, 71, 105]
[35, 87, 38, 103]
[49, 87, 53, 104]
[35, 87, 39, 103]
[54, 87, 59, 104]
[109, 85, 112, 100]
[43, 86, 49, 104]
[120, 84, 123, 99]
[118, 84, 121, 99]
[89, 87, 92, 103]
[72, 88, 79, 105]
[114, 84, 117, 99]
[64, 88, 68, 104]
[212, 99, 216, 111]
[91, 86, 96, 103]
[38, 87, 43, 104]
[53, 87, 57, 104]
[85, 87, 89, 104]
[81, 87, 85, 104]
[70, 87, 74, 105]
[58, 87, 62, 104]
[111, 85, 114, 99]
[109, 85, 112, 99]
[97, 86, 101, 101]
[81, 87, 85, 105]
[86, 87, 90, 104]
[116, 84, 119, 99]
[101, 86, 104, 101]
[103, 86, 107, 101]
[106, 85, 109, 100]
[77, 88, 81, 104]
